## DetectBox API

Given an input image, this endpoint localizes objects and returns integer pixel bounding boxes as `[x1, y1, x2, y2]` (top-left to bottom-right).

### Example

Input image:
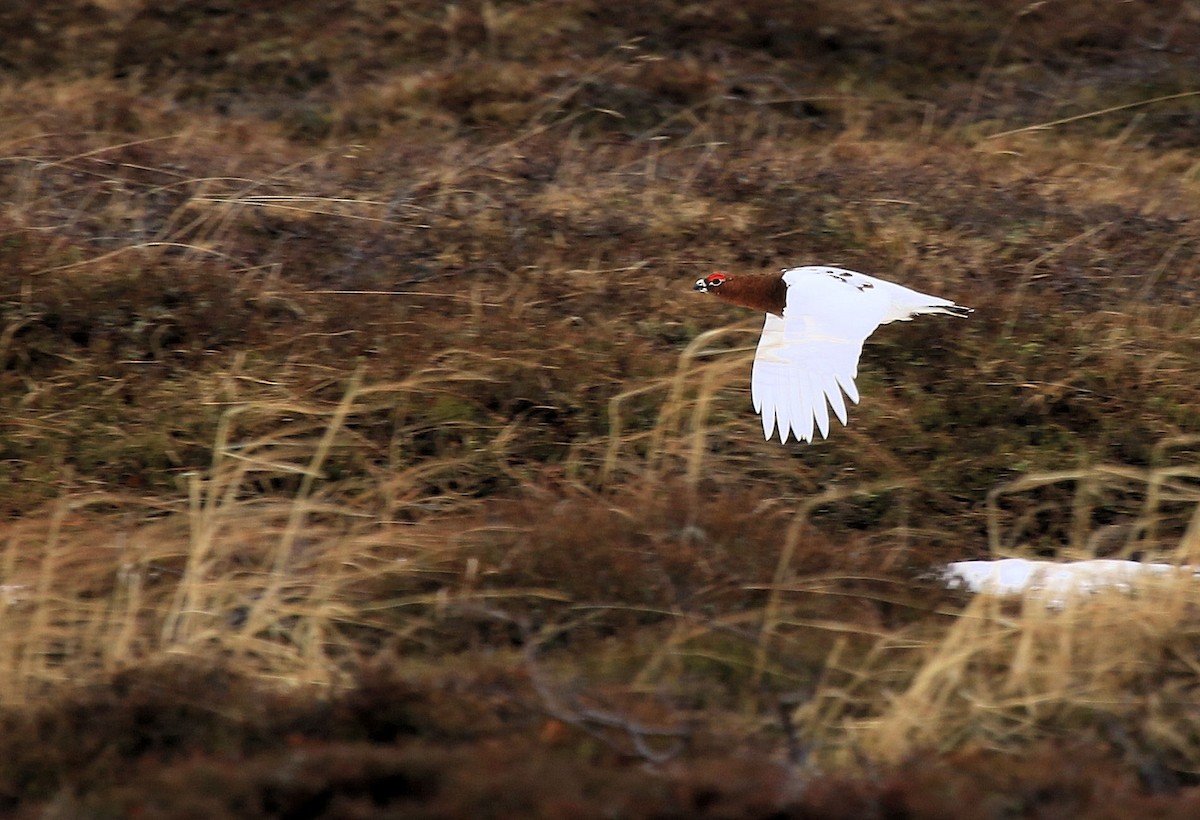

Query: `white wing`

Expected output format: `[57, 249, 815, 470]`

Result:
[751, 267, 962, 444]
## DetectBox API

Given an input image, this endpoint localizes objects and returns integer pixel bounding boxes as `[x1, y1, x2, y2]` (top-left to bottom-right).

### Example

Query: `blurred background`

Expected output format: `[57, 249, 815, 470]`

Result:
[2, 1, 1200, 815]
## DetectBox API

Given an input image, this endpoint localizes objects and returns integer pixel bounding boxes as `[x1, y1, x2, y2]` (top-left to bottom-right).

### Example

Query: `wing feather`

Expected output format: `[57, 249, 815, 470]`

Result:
[836, 372, 860, 405]
[824, 372, 849, 426]
[795, 370, 815, 443]
[752, 314, 787, 440]
[749, 268, 891, 443]
[759, 397, 775, 440]
[809, 370, 830, 439]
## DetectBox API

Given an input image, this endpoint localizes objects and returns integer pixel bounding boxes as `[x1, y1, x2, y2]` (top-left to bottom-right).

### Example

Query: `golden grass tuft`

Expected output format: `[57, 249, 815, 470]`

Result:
[0, 370, 546, 704]
[795, 571, 1200, 772]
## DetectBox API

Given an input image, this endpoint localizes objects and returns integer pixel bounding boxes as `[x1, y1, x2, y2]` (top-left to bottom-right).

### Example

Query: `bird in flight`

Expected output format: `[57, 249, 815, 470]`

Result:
[693, 266, 971, 444]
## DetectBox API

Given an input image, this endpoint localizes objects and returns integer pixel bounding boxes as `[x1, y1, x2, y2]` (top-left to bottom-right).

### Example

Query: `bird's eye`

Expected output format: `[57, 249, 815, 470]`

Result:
[708, 273, 727, 287]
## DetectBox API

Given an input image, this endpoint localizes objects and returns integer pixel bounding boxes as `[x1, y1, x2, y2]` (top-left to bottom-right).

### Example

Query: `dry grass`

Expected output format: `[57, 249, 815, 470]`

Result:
[797, 574, 1200, 768]
[1, 0, 1200, 813]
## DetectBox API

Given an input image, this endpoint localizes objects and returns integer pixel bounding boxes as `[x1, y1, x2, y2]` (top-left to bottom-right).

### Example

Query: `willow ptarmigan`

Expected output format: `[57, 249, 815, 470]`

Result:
[693, 266, 971, 444]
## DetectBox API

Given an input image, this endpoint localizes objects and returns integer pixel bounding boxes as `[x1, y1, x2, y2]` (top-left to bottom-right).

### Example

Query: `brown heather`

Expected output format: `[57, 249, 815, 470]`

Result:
[1, 0, 1200, 815]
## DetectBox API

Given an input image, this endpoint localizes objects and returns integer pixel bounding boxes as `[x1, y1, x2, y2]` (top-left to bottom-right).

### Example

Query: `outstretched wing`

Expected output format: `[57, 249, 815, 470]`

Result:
[751, 269, 893, 443]
[749, 267, 968, 443]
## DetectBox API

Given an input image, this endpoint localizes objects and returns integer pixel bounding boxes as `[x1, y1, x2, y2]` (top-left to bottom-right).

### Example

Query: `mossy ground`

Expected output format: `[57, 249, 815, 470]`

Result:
[2, 0, 1200, 815]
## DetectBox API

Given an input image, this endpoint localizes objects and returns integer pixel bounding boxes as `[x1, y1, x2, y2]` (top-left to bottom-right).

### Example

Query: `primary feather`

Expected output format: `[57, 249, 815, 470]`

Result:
[696, 266, 971, 444]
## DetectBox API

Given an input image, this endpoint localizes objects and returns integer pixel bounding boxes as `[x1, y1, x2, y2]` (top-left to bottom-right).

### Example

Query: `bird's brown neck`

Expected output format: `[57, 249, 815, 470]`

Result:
[712, 274, 788, 316]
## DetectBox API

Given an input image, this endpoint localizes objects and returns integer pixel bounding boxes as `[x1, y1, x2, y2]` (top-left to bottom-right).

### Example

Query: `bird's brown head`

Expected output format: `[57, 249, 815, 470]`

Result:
[692, 270, 787, 315]
[693, 271, 729, 293]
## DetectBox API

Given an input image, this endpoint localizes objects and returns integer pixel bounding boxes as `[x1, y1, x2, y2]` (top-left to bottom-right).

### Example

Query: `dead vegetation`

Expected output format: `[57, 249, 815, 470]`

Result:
[2, 0, 1200, 814]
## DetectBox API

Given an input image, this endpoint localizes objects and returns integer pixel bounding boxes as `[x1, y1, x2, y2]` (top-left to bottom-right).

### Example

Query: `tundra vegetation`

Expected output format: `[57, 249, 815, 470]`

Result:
[2, 1, 1200, 815]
